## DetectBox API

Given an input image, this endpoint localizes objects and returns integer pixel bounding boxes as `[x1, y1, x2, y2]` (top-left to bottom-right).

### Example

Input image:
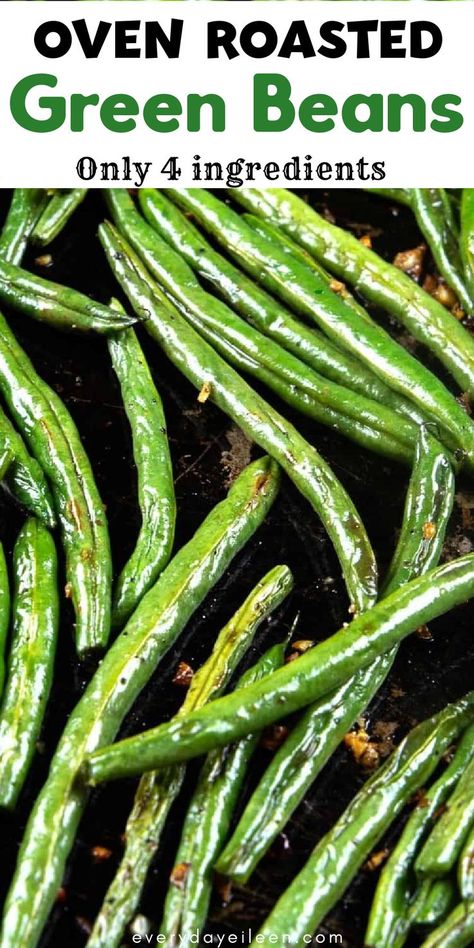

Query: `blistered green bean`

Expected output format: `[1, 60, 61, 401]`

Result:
[31, 189, 87, 246]
[0, 403, 55, 527]
[0, 189, 47, 265]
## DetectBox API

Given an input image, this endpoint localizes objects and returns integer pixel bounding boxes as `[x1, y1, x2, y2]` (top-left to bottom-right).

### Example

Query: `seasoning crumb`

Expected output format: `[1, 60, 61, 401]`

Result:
[170, 862, 191, 889]
[394, 244, 426, 280]
[34, 254, 53, 268]
[359, 235, 372, 249]
[197, 381, 212, 403]
[364, 848, 390, 872]
[173, 661, 194, 688]
[423, 521, 437, 541]
[91, 845, 112, 862]
[291, 640, 314, 654]
[215, 873, 233, 905]
[261, 724, 289, 751]
[415, 624, 433, 640]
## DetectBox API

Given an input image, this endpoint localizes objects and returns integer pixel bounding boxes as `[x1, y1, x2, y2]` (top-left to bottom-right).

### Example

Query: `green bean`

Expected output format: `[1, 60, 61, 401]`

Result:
[461, 190, 474, 302]
[382, 427, 454, 595]
[0, 403, 56, 527]
[100, 221, 378, 614]
[160, 644, 284, 945]
[230, 188, 474, 403]
[0, 519, 59, 809]
[217, 427, 454, 883]
[31, 189, 87, 246]
[88, 569, 291, 948]
[410, 189, 471, 314]
[366, 721, 474, 948]
[0, 543, 10, 698]
[0, 456, 279, 948]
[108, 190, 419, 458]
[0, 189, 48, 265]
[420, 902, 474, 948]
[141, 190, 426, 428]
[85, 551, 474, 784]
[108, 318, 176, 627]
[366, 188, 414, 207]
[0, 309, 112, 656]
[459, 821, 474, 900]
[416, 750, 474, 878]
[412, 878, 457, 928]
[254, 696, 474, 948]
[0, 256, 137, 334]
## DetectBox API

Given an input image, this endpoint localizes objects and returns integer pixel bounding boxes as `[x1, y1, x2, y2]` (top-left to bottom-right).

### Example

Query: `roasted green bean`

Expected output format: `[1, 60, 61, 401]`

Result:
[0, 309, 112, 656]
[366, 721, 474, 948]
[254, 695, 474, 947]
[0, 403, 56, 527]
[0, 519, 59, 809]
[230, 188, 474, 401]
[100, 221, 378, 614]
[88, 568, 291, 948]
[0, 542, 10, 698]
[217, 427, 454, 883]
[141, 189, 427, 428]
[31, 189, 87, 246]
[85, 552, 474, 784]
[459, 820, 474, 900]
[0, 256, 137, 333]
[412, 878, 457, 928]
[461, 189, 474, 302]
[0, 189, 47, 265]
[108, 319, 175, 627]
[420, 902, 474, 948]
[416, 751, 474, 878]
[0, 457, 279, 948]
[409, 189, 471, 313]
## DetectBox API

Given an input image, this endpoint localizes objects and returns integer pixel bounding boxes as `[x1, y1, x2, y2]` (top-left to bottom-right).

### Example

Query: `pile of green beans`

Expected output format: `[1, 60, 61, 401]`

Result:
[230, 188, 474, 398]
[87, 567, 291, 948]
[106, 189, 421, 465]
[0, 309, 112, 656]
[140, 189, 428, 429]
[2, 186, 474, 947]
[99, 220, 378, 614]
[0, 457, 279, 948]
[217, 426, 454, 883]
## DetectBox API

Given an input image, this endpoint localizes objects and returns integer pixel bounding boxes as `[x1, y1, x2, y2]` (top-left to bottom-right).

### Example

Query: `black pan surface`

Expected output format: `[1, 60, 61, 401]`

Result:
[0, 189, 472, 948]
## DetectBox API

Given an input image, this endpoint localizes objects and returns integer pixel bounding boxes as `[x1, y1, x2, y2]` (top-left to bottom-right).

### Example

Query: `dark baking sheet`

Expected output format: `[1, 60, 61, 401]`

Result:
[0, 189, 472, 948]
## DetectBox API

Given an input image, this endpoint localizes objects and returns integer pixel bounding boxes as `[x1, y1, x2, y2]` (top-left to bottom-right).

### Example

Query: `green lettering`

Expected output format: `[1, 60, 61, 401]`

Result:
[253, 73, 295, 132]
[100, 94, 138, 133]
[299, 94, 337, 132]
[143, 94, 182, 132]
[431, 94, 463, 133]
[10, 73, 64, 132]
[342, 94, 383, 133]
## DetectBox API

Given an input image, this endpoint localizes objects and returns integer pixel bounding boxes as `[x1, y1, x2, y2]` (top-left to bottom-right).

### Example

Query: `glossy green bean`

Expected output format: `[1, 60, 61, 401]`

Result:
[230, 188, 474, 403]
[366, 189, 413, 207]
[0, 403, 56, 527]
[108, 321, 175, 627]
[31, 189, 87, 246]
[85, 552, 474, 784]
[108, 190, 418, 456]
[0, 543, 10, 698]
[420, 902, 474, 948]
[254, 696, 474, 947]
[461, 190, 474, 302]
[100, 221, 378, 614]
[410, 189, 471, 314]
[0, 189, 48, 265]
[141, 189, 426, 428]
[160, 644, 285, 944]
[0, 519, 59, 809]
[0, 309, 112, 656]
[0, 256, 137, 333]
[412, 878, 457, 928]
[217, 427, 454, 883]
[416, 750, 474, 878]
[0, 457, 279, 948]
[459, 821, 474, 901]
[88, 569, 291, 948]
[366, 721, 474, 948]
